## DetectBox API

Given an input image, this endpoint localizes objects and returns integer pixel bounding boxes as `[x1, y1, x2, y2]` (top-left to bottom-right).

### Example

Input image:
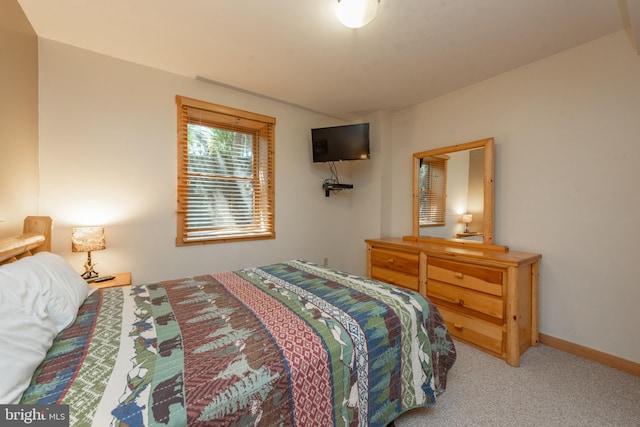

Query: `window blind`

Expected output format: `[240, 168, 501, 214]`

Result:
[176, 96, 275, 245]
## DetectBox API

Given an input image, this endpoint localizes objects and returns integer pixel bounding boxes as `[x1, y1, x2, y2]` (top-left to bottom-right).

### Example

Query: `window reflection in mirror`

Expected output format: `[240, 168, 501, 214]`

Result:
[418, 155, 448, 227]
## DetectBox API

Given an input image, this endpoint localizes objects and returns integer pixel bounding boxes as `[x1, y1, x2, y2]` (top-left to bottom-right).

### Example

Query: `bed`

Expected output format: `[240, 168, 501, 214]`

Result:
[0, 217, 456, 426]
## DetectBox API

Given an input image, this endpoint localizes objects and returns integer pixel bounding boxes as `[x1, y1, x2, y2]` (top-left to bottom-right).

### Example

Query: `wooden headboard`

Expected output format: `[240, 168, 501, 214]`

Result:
[0, 216, 53, 265]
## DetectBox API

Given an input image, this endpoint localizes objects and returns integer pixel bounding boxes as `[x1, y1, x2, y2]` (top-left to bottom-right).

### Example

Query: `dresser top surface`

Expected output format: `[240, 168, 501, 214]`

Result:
[366, 237, 541, 267]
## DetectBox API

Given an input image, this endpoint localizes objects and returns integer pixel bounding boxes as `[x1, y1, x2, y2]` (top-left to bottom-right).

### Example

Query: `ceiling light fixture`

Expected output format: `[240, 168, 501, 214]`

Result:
[336, 0, 380, 29]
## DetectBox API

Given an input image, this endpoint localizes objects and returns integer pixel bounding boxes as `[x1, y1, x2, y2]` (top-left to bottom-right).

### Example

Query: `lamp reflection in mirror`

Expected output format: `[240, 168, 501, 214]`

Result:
[461, 214, 473, 233]
[71, 226, 105, 279]
[336, 0, 379, 28]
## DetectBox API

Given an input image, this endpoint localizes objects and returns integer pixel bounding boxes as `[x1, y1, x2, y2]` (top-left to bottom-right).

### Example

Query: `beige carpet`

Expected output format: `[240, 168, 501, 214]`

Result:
[394, 341, 640, 427]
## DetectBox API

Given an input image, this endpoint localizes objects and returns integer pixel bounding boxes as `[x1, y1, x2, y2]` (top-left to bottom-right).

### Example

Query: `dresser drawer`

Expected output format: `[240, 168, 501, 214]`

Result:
[371, 265, 419, 291]
[370, 248, 419, 275]
[438, 306, 504, 355]
[427, 280, 504, 322]
[427, 257, 503, 296]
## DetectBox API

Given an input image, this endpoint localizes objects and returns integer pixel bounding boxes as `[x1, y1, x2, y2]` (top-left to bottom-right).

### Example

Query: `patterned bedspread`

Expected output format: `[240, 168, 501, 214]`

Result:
[21, 260, 456, 426]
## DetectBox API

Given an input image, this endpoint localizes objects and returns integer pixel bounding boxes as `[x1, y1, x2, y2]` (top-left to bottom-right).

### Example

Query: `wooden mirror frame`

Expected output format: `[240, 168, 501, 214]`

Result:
[409, 137, 498, 248]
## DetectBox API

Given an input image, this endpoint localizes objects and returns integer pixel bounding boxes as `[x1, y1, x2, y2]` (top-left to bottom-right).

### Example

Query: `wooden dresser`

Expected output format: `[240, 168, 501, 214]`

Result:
[366, 237, 541, 366]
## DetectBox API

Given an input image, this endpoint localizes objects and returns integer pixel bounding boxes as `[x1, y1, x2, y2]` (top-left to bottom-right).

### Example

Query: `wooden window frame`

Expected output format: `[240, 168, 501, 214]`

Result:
[176, 95, 275, 245]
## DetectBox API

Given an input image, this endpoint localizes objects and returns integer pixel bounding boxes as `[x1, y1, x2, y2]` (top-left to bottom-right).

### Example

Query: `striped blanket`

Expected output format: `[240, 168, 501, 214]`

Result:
[21, 260, 456, 426]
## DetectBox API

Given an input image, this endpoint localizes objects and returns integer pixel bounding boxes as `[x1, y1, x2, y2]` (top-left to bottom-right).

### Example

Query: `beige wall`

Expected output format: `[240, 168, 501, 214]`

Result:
[389, 31, 640, 363]
[37, 39, 356, 284]
[0, 0, 39, 235]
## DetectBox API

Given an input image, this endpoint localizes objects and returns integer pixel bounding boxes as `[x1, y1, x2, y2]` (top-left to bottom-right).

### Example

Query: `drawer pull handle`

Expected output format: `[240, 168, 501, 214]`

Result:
[453, 323, 463, 331]
[454, 272, 464, 279]
[387, 258, 395, 264]
[455, 299, 465, 307]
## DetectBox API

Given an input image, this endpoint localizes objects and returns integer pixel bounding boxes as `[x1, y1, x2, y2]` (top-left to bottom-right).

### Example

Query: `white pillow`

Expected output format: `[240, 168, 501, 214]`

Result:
[0, 272, 58, 404]
[0, 252, 93, 332]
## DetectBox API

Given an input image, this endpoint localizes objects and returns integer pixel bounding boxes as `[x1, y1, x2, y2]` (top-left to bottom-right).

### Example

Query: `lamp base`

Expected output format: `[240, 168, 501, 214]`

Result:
[81, 251, 99, 279]
[81, 270, 99, 280]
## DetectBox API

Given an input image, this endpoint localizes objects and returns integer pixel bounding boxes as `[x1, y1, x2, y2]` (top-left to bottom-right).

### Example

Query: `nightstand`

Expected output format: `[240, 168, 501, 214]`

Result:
[89, 272, 132, 289]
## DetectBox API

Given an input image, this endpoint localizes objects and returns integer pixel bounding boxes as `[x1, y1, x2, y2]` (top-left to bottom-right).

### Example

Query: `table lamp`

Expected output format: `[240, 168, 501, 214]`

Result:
[71, 226, 105, 279]
[461, 214, 473, 233]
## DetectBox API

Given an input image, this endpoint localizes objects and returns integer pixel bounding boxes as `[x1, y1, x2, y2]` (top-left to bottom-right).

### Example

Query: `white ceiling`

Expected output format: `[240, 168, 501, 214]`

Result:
[17, 0, 640, 120]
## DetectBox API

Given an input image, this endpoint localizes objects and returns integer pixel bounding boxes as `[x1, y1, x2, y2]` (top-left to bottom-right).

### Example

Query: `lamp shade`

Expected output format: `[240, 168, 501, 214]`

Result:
[71, 226, 106, 252]
[462, 214, 473, 224]
[336, 0, 379, 28]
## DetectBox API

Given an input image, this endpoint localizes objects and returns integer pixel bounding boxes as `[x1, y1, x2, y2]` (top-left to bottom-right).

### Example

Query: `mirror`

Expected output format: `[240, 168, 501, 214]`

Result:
[411, 138, 494, 245]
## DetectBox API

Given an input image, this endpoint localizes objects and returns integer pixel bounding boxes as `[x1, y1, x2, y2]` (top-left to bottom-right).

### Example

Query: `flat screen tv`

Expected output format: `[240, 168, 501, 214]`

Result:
[311, 123, 370, 162]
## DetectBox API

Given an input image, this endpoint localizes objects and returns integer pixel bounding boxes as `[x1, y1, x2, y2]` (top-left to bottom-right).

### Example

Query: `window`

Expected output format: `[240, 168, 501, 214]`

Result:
[418, 155, 448, 226]
[176, 96, 275, 245]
